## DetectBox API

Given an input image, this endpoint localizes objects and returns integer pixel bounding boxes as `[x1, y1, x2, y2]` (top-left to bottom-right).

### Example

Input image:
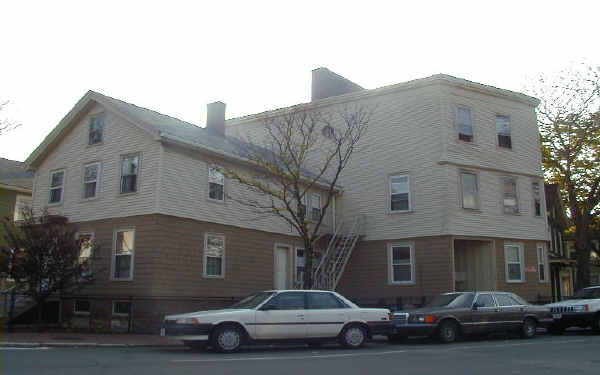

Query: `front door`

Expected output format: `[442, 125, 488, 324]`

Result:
[274, 246, 291, 289]
[254, 292, 307, 339]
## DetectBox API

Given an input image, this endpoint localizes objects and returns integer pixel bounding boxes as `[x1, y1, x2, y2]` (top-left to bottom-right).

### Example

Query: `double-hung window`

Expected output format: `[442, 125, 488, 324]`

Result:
[74, 300, 91, 315]
[78, 233, 93, 276]
[208, 166, 224, 201]
[49, 169, 65, 204]
[113, 229, 135, 280]
[204, 233, 225, 278]
[532, 182, 541, 217]
[120, 155, 139, 194]
[89, 115, 104, 145]
[389, 244, 414, 284]
[504, 243, 524, 282]
[311, 193, 321, 221]
[502, 177, 519, 214]
[496, 115, 511, 148]
[83, 162, 100, 199]
[295, 248, 305, 284]
[460, 172, 478, 209]
[13, 194, 32, 221]
[298, 194, 307, 219]
[537, 244, 548, 282]
[389, 175, 411, 212]
[112, 301, 131, 316]
[457, 107, 473, 142]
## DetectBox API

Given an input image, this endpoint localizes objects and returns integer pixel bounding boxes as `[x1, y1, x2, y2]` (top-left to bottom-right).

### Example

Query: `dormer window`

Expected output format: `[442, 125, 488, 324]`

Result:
[89, 115, 104, 145]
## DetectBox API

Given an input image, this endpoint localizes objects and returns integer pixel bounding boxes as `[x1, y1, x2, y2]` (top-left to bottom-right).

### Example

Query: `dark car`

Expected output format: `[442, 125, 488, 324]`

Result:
[389, 291, 553, 343]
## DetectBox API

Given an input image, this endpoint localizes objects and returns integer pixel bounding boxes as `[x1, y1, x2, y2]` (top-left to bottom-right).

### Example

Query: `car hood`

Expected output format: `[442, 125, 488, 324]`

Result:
[395, 307, 467, 315]
[165, 309, 251, 320]
[546, 299, 594, 307]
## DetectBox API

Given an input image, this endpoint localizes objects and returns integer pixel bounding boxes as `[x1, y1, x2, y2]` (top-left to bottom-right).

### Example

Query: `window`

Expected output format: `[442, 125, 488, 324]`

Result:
[13, 194, 32, 221]
[208, 165, 224, 201]
[266, 292, 305, 310]
[457, 107, 473, 142]
[74, 300, 91, 314]
[78, 233, 93, 276]
[532, 182, 541, 217]
[474, 294, 496, 308]
[89, 115, 104, 145]
[295, 248, 305, 284]
[389, 244, 414, 284]
[505, 243, 524, 282]
[494, 293, 520, 306]
[120, 155, 139, 194]
[49, 169, 65, 204]
[496, 115, 511, 148]
[112, 301, 131, 316]
[460, 172, 478, 209]
[322, 125, 335, 138]
[83, 163, 100, 199]
[502, 177, 519, 214]
[112, 229, 135, 280]
[311, 193, 321, 221]
[298, 194, 307, 219]
[537, 244, 548, 282]
[307, 292, 347, 309]
[389, 175, 411, 212]
[204, 233, 225, 278]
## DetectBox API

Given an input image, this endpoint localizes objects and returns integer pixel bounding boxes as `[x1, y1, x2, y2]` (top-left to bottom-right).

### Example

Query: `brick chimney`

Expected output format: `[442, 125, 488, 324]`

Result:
[311, 67, 364, 101]
[206, 101, 226, 136]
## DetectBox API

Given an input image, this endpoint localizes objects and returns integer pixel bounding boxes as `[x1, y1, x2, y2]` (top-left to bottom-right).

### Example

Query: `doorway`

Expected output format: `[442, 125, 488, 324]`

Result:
[274, 245, 292, 289]
[454, 239, 496, 291]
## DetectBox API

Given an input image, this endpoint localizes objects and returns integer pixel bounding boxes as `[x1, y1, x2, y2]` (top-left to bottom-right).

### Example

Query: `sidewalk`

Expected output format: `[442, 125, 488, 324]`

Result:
[0, 331, 183, 348]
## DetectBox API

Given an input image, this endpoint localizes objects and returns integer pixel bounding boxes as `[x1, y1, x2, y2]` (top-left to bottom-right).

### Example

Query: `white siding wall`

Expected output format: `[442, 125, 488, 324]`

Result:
[32, 103, 160, 222]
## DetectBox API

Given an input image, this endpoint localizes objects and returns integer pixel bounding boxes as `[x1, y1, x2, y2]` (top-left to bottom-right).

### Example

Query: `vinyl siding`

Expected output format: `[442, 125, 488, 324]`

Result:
[31, 103, 160, 222]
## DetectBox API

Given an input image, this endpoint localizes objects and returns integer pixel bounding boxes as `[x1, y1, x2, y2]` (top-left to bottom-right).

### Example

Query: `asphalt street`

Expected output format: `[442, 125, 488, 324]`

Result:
[2, 332, 600, 375]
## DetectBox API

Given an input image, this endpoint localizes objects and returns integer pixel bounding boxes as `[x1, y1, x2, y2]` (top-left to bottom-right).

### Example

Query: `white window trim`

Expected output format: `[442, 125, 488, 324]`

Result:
[504, 243, 525, 283]
[532, 181, 542, 217]
[48, 169, 66, 205]
[295, 247, 305, 285]
[389, 174, 412, 213]
[112, 301, 131, 317]
[456, 106, 474, 142]
[111, 228, 135, 281]
[311, 193, 322, 221]
[203, 233, 225, 279]
[76, 231, 94, 276]
[74, 300, 91, 315]
[119, 153, 141, 195]
[13, 194, 32, 221]
[388, 242, 415, 285]
[501, 176, 520, 215]
[89, 114, 105, 145]
[537, 243, 549, 283]
[207, 165, 225, 203]
[82, 162, 101, 200]
[460, 170, 479, 210]
[495, 114, 512, 149]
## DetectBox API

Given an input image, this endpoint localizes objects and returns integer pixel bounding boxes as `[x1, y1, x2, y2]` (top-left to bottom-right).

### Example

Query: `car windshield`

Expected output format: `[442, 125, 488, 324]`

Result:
[426, 293, 475, 308]
[229, 292, 276, 309]
[570, 287, 600, 300]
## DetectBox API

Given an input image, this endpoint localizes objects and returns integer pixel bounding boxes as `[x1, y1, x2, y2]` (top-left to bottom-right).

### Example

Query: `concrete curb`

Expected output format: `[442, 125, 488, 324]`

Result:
[1, 342, 181, 348]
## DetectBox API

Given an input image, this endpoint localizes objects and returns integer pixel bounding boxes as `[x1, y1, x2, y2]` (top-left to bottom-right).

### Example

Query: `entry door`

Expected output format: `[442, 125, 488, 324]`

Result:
[274, 246, 290, 289]
[254, 292, 307, 339]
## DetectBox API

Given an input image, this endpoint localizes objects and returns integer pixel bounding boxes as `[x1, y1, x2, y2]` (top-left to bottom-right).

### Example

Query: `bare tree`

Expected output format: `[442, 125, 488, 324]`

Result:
[0, 100, 20, 136]
[530, 63, 600, 289]
[223, 106, 371, 289]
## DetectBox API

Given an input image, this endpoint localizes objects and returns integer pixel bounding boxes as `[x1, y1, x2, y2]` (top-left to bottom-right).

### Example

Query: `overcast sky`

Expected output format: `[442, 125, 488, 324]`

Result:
[1, 0, 598, 162]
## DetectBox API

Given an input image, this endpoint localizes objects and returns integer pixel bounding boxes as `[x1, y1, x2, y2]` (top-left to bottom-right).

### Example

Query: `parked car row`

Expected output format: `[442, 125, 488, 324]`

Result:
[161, 286, 600, 353]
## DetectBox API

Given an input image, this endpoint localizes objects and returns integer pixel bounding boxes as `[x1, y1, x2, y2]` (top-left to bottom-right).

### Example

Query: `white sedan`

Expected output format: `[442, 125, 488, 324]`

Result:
[162, 290, 392, 352]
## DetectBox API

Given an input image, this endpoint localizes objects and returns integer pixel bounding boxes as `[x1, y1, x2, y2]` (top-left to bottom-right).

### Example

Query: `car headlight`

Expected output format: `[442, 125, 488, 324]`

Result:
[408, 314, 425, 323]
[176, 318, 200, 324]
[572, 305, 589, 312]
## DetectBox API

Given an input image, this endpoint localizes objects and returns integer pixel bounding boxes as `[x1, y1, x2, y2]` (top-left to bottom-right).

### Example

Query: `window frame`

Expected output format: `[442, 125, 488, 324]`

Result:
[208, 165, 225, 203]
[460, 171, 479, 210]
[456, 106, 474, 143]
[88, 114, 105, 145]
[48, 169, 66, 205]
[388, 174, 412, 213]
[74, 300, 91, 315]
[495, 114, 512, 149]
[307, 291, 348, 309]
[537, 243, 549, 283]
[504, 243, 525, 283]
[295, 247, 305, 285]
[311, 193, 322, 222]
[388, 242, 415, 285]
[203, 233, 225, 279]
[76, 231, 94, 277]
[119, 153, 141, 195]
[501, 176, 519, 215]
[13, 194, 32, 221]
[112, 300, 132, 317]
[111, 228, 136, 281]
[82, 162, 101, 200]
[532, 181, 542, 217]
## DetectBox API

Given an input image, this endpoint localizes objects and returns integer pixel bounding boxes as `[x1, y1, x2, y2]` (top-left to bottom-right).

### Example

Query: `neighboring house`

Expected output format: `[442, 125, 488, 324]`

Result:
[0, 158, 33, 247]
[24, 68, 551, 332]
[545, 183, 575, 301]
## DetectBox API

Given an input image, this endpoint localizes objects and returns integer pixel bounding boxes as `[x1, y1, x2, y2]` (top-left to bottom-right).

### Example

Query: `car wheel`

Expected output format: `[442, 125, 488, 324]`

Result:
[387, 334, 407, 343]
[520, 318, 537, 339]
[340, 324, 367, 349]
[211, 325, 244, 353]
[437, 320, 459, 343]
[548, 323, 565, 335]
[183, 340, 207, 350]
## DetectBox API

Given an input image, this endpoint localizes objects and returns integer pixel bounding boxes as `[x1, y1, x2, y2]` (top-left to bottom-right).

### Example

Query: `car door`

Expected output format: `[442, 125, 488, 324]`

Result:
[493, 293, 523, 332]
[254, 292, 307, 340]
[470, 293, 499, 334]
[305, 292, 350, 338]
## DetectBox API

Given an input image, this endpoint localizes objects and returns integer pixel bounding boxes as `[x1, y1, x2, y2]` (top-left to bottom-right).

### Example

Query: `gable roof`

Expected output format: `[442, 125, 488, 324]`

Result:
[0, 157, 34, 191]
